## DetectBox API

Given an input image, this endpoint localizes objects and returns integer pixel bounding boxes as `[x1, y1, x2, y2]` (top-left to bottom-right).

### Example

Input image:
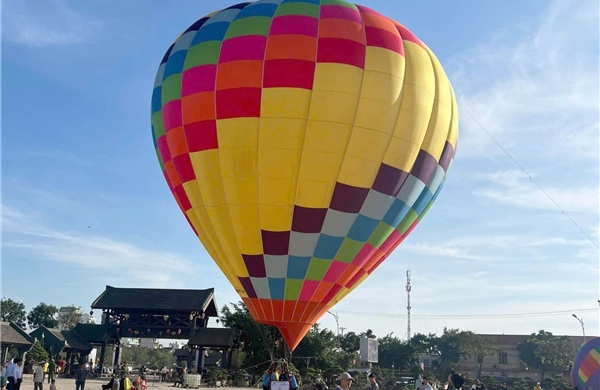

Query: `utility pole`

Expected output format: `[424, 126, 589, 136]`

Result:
[406, 270, 412, 341]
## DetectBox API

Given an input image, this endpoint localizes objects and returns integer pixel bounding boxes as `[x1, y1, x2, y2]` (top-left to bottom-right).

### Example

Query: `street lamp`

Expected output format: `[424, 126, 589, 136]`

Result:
[572, 314, 586, 342]
[327, 311, 340, 339]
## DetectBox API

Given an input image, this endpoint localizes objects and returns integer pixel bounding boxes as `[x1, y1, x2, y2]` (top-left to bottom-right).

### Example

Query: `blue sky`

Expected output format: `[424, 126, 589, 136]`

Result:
[2, 0, 599, 340]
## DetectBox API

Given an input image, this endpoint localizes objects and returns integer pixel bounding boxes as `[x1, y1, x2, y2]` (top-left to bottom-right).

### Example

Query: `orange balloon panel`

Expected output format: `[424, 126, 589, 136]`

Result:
[151, 0, 458, 350]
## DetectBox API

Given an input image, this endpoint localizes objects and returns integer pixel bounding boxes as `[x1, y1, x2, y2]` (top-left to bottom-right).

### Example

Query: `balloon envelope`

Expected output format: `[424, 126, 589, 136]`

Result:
[572, 337, 600, 390]
[151, 0, 458, 350]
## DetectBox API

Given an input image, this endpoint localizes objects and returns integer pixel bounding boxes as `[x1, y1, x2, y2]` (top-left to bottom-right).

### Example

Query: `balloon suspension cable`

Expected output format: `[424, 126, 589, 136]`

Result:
[458, 100, 599, 250]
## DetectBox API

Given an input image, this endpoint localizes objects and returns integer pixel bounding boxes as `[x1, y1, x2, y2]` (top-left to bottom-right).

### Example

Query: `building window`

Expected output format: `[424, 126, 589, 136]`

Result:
[476, 356, 484, 363]
[499, 352, 508, 364]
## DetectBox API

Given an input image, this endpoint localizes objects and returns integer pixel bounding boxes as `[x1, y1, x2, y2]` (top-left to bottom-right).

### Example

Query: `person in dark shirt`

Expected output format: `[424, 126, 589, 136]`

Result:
[366, 373, 379, 390]
[75, 364, 88, 390]
[448, 372, 465, 390]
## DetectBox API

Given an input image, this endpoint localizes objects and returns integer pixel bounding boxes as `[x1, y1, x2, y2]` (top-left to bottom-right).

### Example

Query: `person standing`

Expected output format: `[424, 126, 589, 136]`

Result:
[335, 372, 354, 390]
[1, 361, 8, 390]
[75, 364, 88, 390]
[34, 362, 44, 390]
[48, 360, 56, 384]
[415, 375, 423, 390]
[278, 362, 298, 390]
[366, 373, 379, 390]
[421, 377, 433, 390]
[6, 358, 23, 390]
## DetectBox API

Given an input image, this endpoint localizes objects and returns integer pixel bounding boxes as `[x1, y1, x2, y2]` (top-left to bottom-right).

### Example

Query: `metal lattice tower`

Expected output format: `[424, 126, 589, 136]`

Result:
[406, 270, 411, 340]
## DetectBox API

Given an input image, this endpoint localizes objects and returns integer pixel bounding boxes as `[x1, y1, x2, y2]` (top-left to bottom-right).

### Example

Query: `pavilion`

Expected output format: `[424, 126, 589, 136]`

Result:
[89, 285, 236, 371]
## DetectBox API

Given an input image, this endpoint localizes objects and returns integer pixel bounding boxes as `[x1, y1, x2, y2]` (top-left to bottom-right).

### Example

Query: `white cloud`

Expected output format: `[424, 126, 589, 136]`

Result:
[474, 170, 599, 215]
[3, 0, 101, 47]
[2, 205, 195, 287]
[449, 0, 599, 161]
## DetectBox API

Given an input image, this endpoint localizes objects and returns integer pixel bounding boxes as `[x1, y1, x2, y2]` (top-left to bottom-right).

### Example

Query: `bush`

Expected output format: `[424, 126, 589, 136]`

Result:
[27, 341, 49, 363]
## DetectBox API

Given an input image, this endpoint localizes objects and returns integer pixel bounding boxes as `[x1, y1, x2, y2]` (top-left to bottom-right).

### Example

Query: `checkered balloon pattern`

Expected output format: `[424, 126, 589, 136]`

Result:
[151, 0, 458, 350]
[572, 337, 600, 390]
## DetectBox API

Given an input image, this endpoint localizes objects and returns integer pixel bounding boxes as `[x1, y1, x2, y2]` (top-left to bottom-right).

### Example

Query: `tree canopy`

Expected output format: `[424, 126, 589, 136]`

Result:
[517, 330, 577, 380]
[27, 302, 59, 329]
[0, 298, 27, 329]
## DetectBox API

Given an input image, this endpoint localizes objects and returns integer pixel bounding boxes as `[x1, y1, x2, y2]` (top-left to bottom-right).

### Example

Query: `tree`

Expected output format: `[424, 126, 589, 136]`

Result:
[377, 333, 416, 370]
[359, 329, 377, 339]
[466, 334, 496, 378]
[221, 301, 351, 379]
[433, 328, 478, 370]
[57, 306, 82, 330]
[28, 303, 59, 329]
[220, 302, 280, 370]
[28, 340, 50, 363]
[121, 345, 177, 370]
[340, 332, 360, 353]
[294, 323, 342, 380]
[0, 298, 27, 329]
[517, 330, 576, 380]
[410, 333, 439, 355]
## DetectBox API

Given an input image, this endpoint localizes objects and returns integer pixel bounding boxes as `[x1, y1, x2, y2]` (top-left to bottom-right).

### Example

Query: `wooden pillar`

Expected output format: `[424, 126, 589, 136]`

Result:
[98, 341, 107, 372]
[113, 343, 121, 368]
[227, 349, 233, 370]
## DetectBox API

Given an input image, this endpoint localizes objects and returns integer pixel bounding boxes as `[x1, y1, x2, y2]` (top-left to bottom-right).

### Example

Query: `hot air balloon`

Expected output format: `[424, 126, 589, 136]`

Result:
[572, 337, 600, 390]
[151, 0, 458, 350]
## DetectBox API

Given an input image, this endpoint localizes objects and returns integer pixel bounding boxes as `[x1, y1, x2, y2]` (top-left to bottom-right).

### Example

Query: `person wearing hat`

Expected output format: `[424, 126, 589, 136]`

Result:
[33, 361, 44, 390]
[336, 372, 354, 390]
[366, 373, 379, 390]
[6, 358, 23, 390]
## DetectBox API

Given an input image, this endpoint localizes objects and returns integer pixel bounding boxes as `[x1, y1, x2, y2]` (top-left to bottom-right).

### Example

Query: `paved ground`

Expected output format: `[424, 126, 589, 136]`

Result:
[18, 375, 242, 390]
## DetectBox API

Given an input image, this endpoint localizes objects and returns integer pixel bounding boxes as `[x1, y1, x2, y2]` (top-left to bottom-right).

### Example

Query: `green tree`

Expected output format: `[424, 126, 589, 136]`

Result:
[220, 302, 280, 370]
[340, 332, 360, 353]
[434, 328, 477, 370]
[28, 340, 50, 363]
[294, 323, 341, 378]
[359, 329, 377, 339]
[517, 330, 576, 380]
[410, 333, 439, 355]
[377, 333, 416, 370]
[57, 306, 83, 330]
[467, 334, 496, 378]
[0, 298, 27, 329]
[481, 375, 501, 390]
[122, 345, 175, 370]
[27, 303, 59, 329]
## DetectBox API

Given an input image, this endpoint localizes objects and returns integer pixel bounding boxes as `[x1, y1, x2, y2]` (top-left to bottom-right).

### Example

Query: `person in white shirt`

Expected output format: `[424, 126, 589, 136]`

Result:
[6, 358, 23, 390]
[33, 362, 45, 390]
[421, 377, 433, 390]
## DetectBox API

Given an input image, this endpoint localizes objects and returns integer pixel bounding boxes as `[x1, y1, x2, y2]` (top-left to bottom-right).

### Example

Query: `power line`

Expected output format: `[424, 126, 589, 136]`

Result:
[336, 307, 600, 320]
[457, 100, 599, 250]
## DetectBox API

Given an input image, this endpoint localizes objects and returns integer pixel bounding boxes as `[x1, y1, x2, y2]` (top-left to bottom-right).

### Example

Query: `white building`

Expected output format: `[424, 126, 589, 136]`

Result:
[81, 313, 96, 324]
[57, 306, 84, 330]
